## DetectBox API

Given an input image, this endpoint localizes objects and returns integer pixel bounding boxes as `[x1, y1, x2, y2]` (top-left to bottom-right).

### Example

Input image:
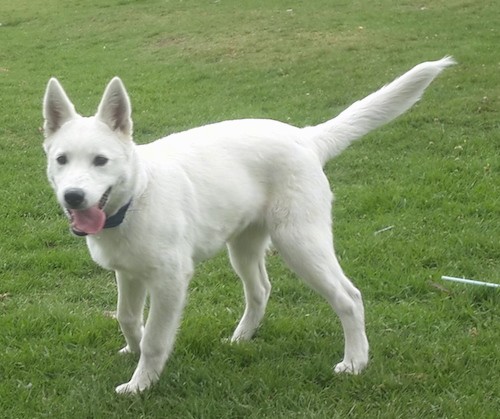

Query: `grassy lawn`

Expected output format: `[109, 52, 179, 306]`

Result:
[1, 0, 499, 417]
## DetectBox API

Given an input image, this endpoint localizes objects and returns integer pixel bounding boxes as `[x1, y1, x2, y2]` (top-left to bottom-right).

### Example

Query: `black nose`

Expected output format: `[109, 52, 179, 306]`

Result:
[64, 188, 85, 208]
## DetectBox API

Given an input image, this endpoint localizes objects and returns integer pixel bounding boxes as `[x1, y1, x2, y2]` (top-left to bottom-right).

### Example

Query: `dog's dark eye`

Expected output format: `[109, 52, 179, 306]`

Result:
[93, 155, 109, 167]
[56, 154, 68, 165]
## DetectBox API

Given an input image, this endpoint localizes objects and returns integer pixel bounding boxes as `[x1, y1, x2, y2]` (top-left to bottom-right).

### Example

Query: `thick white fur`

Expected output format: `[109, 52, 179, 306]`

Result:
[42, 57, 454, 394]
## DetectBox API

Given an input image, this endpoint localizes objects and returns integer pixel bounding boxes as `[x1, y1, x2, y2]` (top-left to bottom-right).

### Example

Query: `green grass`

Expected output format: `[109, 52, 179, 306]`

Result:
[1, 0, 499, 417]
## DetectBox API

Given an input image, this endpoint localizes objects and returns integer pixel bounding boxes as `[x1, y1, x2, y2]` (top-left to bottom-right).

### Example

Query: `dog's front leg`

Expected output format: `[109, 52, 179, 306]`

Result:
[115, 270, 189, 394]
[116, 272, 147, 354]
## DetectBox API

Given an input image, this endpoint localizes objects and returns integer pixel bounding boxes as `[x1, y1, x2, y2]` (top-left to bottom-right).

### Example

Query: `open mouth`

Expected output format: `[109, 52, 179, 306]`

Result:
[68, 187, 112, 235]
[98, 187, 112, 210]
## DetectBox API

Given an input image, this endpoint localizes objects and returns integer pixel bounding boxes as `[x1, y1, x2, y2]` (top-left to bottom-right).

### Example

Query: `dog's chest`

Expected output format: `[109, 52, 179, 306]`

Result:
[86, 233, 150, 272]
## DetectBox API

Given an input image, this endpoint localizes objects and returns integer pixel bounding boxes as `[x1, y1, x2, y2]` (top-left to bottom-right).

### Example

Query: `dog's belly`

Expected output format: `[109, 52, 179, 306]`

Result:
[190, 218, 256, 263]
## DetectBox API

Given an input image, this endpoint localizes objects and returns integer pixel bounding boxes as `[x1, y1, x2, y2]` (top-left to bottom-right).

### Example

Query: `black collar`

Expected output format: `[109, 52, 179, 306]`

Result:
[72, 200, 132, 237]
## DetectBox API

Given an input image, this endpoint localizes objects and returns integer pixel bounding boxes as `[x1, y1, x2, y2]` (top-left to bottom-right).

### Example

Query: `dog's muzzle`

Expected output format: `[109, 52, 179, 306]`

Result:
[64, 187, 113, 235]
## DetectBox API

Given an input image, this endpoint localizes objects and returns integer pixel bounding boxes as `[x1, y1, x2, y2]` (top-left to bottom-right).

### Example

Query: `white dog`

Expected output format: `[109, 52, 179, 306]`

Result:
[42, 57, 454, 394]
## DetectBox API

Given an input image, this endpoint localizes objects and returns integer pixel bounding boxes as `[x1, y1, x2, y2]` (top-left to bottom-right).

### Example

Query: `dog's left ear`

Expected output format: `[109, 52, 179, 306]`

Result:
[96, 77, 133, 138]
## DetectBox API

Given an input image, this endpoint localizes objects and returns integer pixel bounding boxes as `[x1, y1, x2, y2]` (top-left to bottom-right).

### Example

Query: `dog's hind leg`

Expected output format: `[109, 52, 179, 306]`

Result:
[268, 175, 369, 374]
[272, 224, 369, 374]
[227, 224, 271, 341]
[116, 272, 147, 354]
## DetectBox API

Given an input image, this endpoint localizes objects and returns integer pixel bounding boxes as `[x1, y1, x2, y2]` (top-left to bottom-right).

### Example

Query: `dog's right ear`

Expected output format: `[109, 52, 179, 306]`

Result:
[43, 78, 78, 138]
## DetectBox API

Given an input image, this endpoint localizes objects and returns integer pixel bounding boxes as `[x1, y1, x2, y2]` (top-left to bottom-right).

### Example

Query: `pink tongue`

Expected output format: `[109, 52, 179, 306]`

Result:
[70, 206, 106, 235]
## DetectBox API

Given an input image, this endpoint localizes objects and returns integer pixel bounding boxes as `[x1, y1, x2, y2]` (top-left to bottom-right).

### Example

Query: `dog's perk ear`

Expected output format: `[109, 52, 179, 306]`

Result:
[43, 78, 78, 137]
[96, 77, 133, 138]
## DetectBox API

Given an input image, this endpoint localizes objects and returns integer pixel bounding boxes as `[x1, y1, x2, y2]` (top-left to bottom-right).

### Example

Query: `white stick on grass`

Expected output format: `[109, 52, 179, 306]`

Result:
[441, 276, 500, 288]
[374, 225, 394, 235]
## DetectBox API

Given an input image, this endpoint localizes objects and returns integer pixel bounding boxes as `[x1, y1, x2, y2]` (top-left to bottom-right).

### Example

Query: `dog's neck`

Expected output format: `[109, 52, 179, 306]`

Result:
[103, 200, 132, 229]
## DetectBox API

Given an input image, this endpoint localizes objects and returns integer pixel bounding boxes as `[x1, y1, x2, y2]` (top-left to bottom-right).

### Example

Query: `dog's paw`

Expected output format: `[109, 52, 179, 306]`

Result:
[115, 378, 150, 395]
[118, 345, 139, 355]
[334, 359, 367, 375]
[115, 372, 158, 394]
[115, 382, 135, 395]
[230, 326, 257, 342]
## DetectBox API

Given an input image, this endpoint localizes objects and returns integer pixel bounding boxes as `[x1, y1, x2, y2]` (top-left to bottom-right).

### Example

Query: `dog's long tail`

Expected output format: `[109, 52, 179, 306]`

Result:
[302, 57, 455, 166]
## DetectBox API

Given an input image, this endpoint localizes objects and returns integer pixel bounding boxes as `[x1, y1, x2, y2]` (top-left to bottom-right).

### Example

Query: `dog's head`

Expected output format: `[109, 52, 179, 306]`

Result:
[43, 78, 136, 236]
